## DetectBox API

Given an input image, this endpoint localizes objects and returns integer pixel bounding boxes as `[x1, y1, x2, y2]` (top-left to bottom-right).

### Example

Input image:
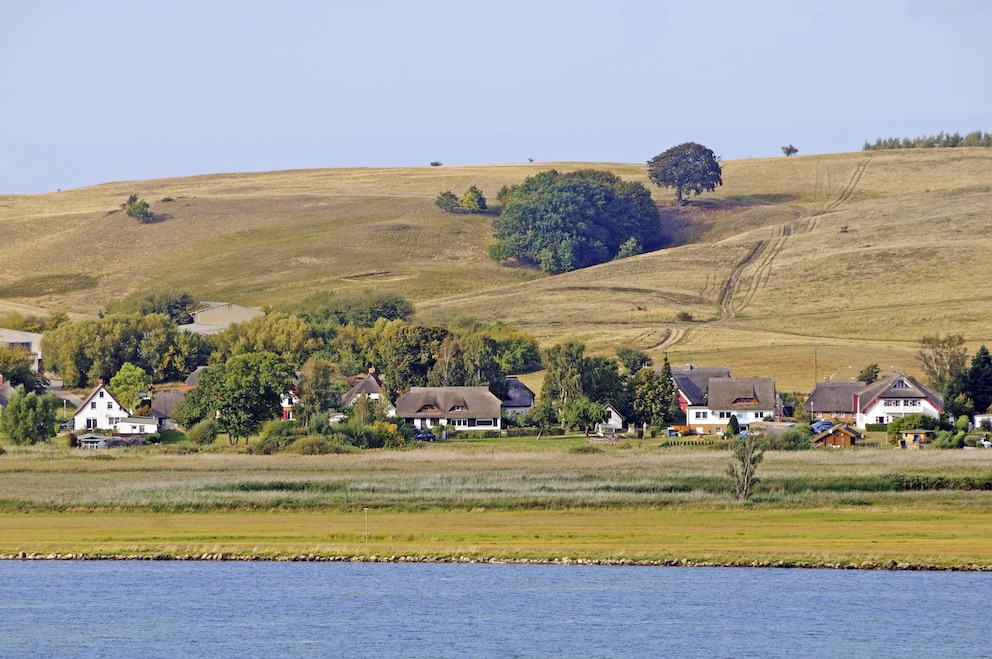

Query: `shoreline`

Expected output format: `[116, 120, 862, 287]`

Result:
[4, 552, 991, 571]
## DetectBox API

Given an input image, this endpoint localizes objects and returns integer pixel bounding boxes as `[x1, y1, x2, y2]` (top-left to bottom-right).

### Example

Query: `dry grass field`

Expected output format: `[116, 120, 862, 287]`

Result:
[2, 149, 992, 391]
[2, 442, 992, 565]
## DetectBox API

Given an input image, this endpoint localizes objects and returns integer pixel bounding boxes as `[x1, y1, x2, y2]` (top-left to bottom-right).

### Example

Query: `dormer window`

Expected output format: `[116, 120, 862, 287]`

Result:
[893, 380, 908, 388]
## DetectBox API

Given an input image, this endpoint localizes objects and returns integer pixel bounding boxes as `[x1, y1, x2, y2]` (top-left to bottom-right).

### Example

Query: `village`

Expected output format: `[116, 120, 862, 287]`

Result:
[3, 301, 988, 452]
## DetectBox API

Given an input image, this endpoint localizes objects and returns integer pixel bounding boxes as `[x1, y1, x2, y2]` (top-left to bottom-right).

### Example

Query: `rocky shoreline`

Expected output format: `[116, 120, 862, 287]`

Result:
[3, 552, 991, 570]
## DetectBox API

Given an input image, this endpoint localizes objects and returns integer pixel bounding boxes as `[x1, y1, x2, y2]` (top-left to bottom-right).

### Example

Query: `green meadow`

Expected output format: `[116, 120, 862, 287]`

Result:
[1, 441, 991, 566]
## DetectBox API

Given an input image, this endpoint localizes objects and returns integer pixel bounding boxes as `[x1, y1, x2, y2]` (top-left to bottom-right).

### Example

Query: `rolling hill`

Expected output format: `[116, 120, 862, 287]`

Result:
[2, 149, 991, 391]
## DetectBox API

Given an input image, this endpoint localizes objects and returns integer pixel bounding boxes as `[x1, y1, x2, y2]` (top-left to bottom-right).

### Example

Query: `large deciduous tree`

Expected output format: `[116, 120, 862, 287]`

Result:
[490, 169, 664, 273]
[0, 386, 58, 445]
[107, 362, 151, 414]
[647, 142, 723, 205]
[0, 345, 46, 393]
[917, 334, 968, 394]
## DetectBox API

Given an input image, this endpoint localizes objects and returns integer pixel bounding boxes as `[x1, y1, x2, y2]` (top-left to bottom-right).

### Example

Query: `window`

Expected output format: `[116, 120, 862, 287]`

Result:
[90, 402, 96, 409]
[108, 402, 114, 409]
[893, 380, 908, 388]
[86, 418, 97, 429]
[476, 419, 494, 426]
[694, 411, 708, 419]
[99, 390, 104, 398]
[452, 419, 468, 427]
[452, 405, 465, 411]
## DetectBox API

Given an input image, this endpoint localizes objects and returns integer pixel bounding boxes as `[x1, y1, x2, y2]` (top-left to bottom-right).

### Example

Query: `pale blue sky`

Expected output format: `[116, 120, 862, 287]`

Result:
[2, 0, 989, 193]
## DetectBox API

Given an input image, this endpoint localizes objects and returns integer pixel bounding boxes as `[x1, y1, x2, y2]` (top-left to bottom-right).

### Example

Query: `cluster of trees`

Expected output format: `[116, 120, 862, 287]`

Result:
[0, 386, 59, 445]
[523, 342, 681, 436]
[917, 335, 992, 419]
[863, 131, 992, 150]
[489, 169, 664, 273]
[435, 186, 488, 212]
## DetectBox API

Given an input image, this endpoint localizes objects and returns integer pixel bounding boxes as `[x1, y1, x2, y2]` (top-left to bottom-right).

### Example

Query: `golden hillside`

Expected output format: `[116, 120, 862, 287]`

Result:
[2, 149, 991, 390]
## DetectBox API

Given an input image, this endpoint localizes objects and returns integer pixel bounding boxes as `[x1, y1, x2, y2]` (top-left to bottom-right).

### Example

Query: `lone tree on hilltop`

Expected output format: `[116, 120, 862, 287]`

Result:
[781, 144, 799, 156]
[647, 142, 723, 205]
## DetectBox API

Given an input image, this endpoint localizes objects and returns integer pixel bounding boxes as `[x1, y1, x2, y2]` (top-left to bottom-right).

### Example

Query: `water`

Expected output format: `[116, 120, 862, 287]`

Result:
[0, 562, 988, 658]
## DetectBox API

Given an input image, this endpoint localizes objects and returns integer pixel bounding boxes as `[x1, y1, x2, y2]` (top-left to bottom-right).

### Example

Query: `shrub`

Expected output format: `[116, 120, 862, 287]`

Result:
[285, 435, 354, 455]
[675, 311, 694, 322]
[767, 426, 812, 450]
[187, 418, 218, 446]
[865, 423, 888, 432]
[570, 444, 603, 454]
[0, 445, 5, 455]
[250, 439, 282, 455]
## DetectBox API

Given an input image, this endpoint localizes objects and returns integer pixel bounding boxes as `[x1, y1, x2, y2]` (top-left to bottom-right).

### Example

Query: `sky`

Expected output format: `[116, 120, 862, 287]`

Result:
[1, 0, 989, 194]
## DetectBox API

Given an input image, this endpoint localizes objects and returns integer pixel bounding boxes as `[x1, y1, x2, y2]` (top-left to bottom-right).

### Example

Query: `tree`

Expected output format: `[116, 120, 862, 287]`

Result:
[490, 169, 664, 273]
[0, 386, 58, 445]
[435, 191, 459, 211]
[563, 396, 605, 437]
[726, 415, 741, 437]
[781, 144, 799, 156]
[0, 344, 46, 393]
[647, 142, 723, 205]
[104, 289, 199, 324]
[616, 347, 652, 374]
[296, 355, 339, 424]
[964, 345, 992, 414]
[856, 363, 880, 385]
[540, 341, 586, 424]
[918, 334, 968, 393]
[121, 193, 153, 223]
[107, 362, 151, 414]
[727, 432, 764, 501]
[171, 352, 292, 444]
[614, 237, 642, 259]
[460, 185, 487, 212]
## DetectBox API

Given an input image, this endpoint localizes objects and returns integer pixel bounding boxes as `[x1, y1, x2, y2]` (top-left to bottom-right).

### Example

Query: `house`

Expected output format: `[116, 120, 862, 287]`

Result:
[811, 425, 863, 448]
[501, 376, 535, 418]
[670, 365, 733, 417]
[596, 403, 625, 433]
[180, 366, 207, 391]
[898, 428, 935, 449]
[0, 374, 16, 417]
[394, 386, 502, 432]
[177, 302, 265, 335]
[686, 377, 779, 435]
[973, 413, 992, 431]
[853, 373, 943, 429]
[0, 328, 44, 372]
[73, 384, 158, 435]
[151, 390, 186, 431]
[340, 368, 396, 416]
[805, 381, 865, 424]
[281, 377, 299, 421]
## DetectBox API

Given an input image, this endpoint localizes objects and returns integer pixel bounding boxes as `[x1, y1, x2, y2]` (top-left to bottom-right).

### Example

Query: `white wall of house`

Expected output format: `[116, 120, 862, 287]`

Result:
[74, 386, 129, 432]
[687, 407, 774, 434]
[856, 398, 941, 428]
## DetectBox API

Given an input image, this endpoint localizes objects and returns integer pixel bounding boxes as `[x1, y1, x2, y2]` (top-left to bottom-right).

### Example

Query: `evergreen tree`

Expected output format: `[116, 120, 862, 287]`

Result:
[964, 345, 992, 414]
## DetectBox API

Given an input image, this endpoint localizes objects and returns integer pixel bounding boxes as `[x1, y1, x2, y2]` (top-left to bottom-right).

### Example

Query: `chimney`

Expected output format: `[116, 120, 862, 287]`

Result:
[0, 373, 4, 385]
[369, 367, 376, 374]
[98, 378, 104, 386]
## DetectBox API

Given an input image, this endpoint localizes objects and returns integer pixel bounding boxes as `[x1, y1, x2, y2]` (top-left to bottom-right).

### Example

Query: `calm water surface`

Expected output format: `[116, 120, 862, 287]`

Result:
[0, 562, 988, 658]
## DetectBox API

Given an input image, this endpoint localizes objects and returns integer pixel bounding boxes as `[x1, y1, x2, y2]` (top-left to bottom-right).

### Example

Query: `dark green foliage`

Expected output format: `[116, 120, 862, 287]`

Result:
[964, 345, 992, 414]
[0, 345, 47, 393]
[886, 414, 940, 437]
[767, 426, 812, 450]
[435, 190, 459, 211]
[284, 291, 414, 329]
[121, 194, 153, 223]
[614, 237, 642, 259]
[856, 363, 880, 385]
[0, 386, 58, 445]
[616, 347, 652, 374]
[863, 130, 992, 150]
[490, 169, 664, 273]
[104, 289, 199, 324]
[186, 418, 218, 445]
[726, 415, 741, 436]
[647, 142, 723, 204]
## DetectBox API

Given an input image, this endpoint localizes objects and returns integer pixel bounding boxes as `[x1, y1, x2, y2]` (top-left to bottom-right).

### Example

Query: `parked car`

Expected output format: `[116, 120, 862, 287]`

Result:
[811, 420, 835, 433]
[414, 432, 437, 442]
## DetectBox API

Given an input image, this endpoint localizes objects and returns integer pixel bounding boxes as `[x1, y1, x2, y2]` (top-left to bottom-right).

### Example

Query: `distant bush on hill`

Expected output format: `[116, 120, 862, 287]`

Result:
[863, 130, 992, 150]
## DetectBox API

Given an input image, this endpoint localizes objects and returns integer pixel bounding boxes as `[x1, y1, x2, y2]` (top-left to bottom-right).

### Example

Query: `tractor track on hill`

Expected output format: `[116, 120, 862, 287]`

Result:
[716, 155, 875, 321]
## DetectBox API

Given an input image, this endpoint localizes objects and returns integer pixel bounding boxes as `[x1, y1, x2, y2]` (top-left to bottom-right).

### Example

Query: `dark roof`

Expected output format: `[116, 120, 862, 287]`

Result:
[0, 381, 15, 408]
[855, 373, 943, 413]
[805, 381, 865, 414]
[670, 365, 732, 406]
[502, 377, 535, 408]
[184, 366, 208, 388]
[151, 390, 186, 419]
[341, 371, 385, 406]
[706, 377, 776, 410]
[395, 386, 502, 419]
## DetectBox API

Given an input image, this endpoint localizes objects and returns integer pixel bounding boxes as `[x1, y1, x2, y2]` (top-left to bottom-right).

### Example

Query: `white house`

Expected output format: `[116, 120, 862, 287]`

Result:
[853, 373, 943, 429]
[0, 328, 44, 372]
[686, 377, 778, 435]
[73, 384, 158, 435]
[394, 386, 502, 432]
[340, 368, 395, 416]
[599, 403, 626, 431]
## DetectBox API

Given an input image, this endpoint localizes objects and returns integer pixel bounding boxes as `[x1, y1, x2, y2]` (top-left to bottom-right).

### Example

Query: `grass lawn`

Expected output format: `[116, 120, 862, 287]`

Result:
[2, 441, 991, 566]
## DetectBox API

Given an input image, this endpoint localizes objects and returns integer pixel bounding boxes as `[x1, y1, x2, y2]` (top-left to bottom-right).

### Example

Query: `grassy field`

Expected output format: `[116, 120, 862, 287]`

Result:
[3, 149, 992, 391]
[2, 441, 992, 565]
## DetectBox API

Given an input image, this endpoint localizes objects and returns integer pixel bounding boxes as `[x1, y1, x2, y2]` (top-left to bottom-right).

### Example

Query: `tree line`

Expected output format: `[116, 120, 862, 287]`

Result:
[863, 130, 992, 150]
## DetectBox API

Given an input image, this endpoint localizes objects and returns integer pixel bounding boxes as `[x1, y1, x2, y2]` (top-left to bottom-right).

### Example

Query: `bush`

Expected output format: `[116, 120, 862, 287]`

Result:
[0, 445, 5, 455]
[250, 439, 281, 455]
[570, 444, 603, 454]
[186, 418, 218, 446]
[767, 426, 812, 450]
[865, 423, 888, 432]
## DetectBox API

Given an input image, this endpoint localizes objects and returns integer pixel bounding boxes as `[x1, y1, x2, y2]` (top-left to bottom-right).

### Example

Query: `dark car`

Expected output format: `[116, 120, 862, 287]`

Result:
[811, 420, 834, 433]
[414, 432, 437, 441]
